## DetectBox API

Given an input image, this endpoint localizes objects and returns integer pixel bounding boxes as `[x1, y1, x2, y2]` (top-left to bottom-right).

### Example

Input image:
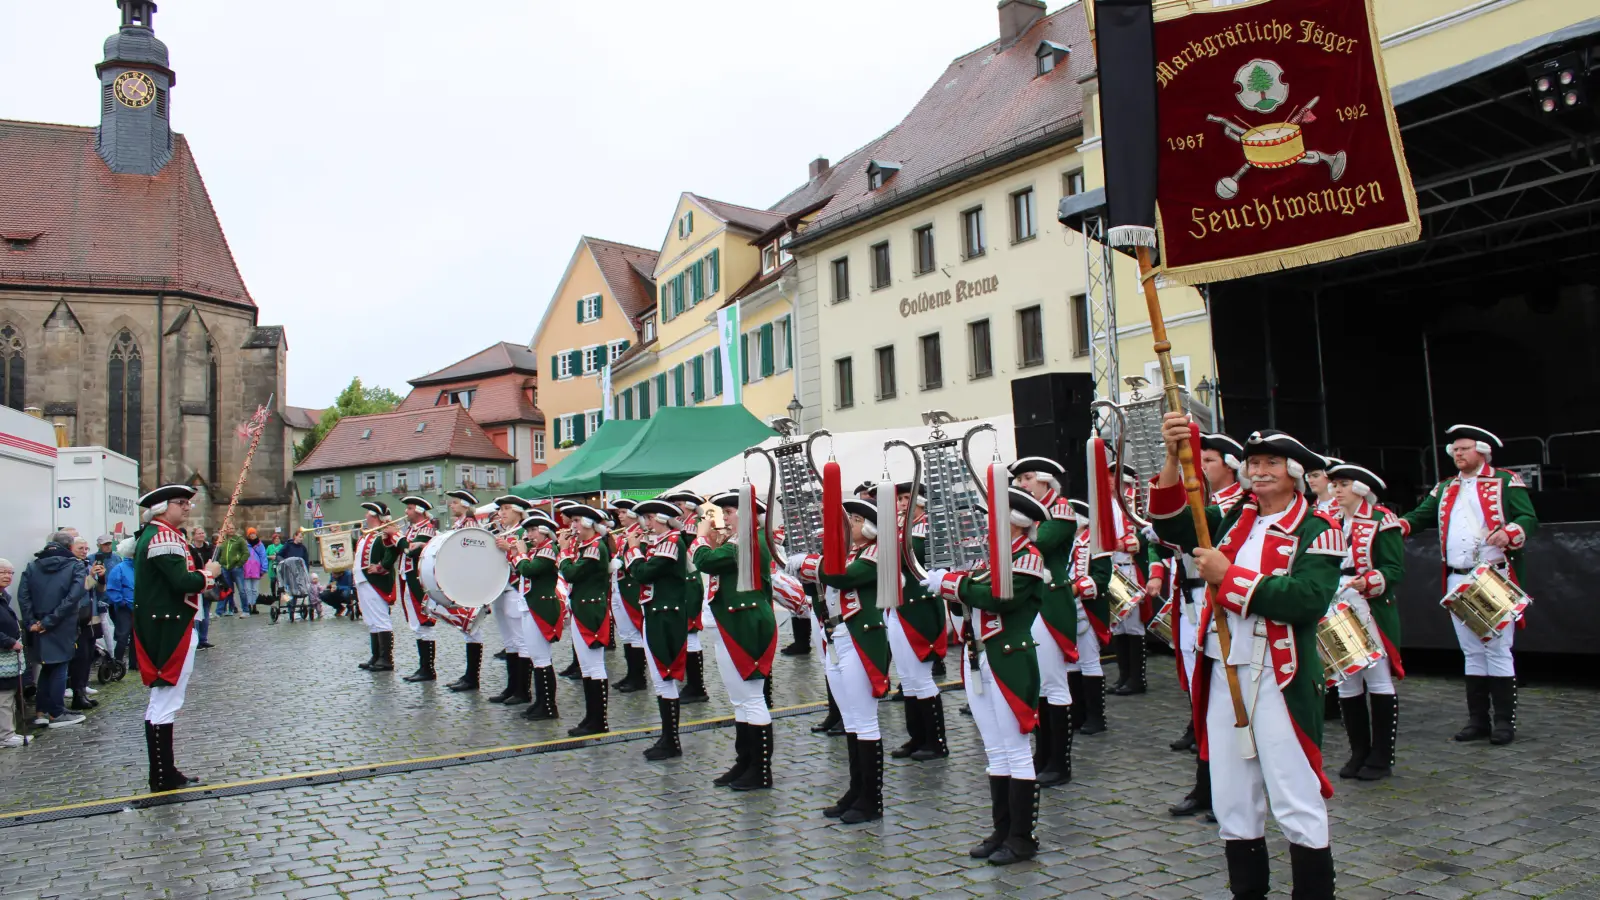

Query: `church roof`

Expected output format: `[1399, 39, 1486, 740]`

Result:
[0, 119, 254, 308]
[295, 405, 514, 473]
[408, 341, 540, 385]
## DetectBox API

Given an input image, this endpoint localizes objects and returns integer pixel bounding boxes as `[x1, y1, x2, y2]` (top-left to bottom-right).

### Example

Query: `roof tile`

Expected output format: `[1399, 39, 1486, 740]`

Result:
[397, 371, 543, 427]
[584, 237, 658, 319]
[409, 341, 539, 385]
[296, 405, 514, 473]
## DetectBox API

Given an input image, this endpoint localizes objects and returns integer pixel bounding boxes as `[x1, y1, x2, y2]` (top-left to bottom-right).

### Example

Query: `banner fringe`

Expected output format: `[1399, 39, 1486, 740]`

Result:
[1107, 225, 1158, 248]
[1161, 221, 1421, 285]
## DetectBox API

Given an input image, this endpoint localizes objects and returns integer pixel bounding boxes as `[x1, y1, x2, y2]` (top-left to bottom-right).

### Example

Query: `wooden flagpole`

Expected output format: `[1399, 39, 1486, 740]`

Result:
[218, 394, 274, 539]
[1133, 248, 1252, 745]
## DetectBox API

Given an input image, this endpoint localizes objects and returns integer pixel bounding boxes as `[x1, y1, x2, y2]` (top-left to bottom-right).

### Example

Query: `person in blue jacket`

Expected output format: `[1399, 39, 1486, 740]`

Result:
[105, 539, 138, 668]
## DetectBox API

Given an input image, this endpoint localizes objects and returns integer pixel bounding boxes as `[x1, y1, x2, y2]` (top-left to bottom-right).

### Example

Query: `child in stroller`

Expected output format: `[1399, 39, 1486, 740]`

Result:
[272, 556, 315, 623]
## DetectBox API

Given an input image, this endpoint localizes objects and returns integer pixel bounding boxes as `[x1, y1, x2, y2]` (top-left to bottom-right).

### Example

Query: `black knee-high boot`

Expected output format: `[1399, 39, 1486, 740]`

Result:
[559, 650, 581, 679]
[449, 643, 482, 692]
[1226, 838, 1270, 900]
[615, 645, 647, 693]
[1170, 756, 1212, 816]
[1111, 634, 1131, 692]
[681, 650, 708, 703]
[1080, 675, 1107, 734]
[824, 735, 862, 817]
[892, 696, 926, 759]
[508, 656, 532, 705]
[1114, 635, 1146, 695]
[358, 634, 380, 671]
[1338, 693, 1371, 779]
[403, 640, 436, 682]
[1067, 671, 1086, 731]
[839, 738, 883, 824]
[813, 683, 844, 734]
[1454, 675, 1491, 741]
[913, 694, 949, 761]
[1489, 677, 1517, 745]
[1360, 692, 1397, 780]
[781, 616, 811, 656]
[730, 723, 773, 791]
[1037, 702, 1072, 786]
[372, 632, 395, 671]
[987, 778, 1039, 864]
[643, 697, 682, 760]
[715, 722, 751, 786]
[970, 776, 1010, 858]
[1288, 843, 1336, 900]
[523, 666, 559, 720]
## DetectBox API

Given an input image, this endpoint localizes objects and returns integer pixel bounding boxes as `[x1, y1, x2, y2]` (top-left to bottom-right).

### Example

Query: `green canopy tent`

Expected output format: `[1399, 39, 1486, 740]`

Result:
[600, 407, 776, 492]
[509, 407, 774, 498]
[509, 419, 646, 498]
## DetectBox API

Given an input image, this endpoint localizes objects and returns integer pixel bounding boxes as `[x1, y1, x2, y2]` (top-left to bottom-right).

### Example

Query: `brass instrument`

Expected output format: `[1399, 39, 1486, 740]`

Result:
[1316, 600, 1383, 688]
[360, 518, 401, 536]
[1089, 399, 1154, 529]
[1442, 564, 1530, 642]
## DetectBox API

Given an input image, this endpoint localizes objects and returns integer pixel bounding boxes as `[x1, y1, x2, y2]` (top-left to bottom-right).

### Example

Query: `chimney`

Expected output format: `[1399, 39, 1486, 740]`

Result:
[808, 157, 831, 181]
[998, 0, 1047, 45]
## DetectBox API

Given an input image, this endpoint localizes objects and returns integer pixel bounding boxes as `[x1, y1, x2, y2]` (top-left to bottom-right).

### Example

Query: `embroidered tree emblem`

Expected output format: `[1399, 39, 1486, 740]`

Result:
[1247, 65, 1274, 103]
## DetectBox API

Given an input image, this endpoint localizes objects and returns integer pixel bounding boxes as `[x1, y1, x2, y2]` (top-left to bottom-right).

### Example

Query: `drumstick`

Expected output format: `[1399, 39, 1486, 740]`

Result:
[1289, 96, 1319, 125]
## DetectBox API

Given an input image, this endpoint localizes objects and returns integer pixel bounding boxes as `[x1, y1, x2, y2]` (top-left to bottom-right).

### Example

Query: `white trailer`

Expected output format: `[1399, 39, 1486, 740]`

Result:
[0, 407, 60, 569]
[55, 447, 141, 544]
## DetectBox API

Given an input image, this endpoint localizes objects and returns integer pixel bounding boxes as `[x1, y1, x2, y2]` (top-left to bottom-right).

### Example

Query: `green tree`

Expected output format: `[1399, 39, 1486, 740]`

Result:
[1247, 64, 1274, 105]
[293, 377, 402, 464]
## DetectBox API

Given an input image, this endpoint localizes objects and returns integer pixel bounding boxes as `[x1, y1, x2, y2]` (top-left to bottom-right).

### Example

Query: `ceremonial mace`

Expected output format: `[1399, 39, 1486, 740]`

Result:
[217, 394, 275, 540]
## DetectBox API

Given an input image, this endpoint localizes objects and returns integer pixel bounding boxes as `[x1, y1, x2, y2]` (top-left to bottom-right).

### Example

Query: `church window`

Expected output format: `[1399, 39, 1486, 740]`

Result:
[108, 329, 142, 464]
[0, 324, 24, 411]
[207, 343, 220, 486]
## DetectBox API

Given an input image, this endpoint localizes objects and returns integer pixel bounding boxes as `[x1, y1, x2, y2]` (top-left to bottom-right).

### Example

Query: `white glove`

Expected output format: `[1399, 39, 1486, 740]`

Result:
[784, 553, 805, 575]
[923, 568, 949, 594]
[609, 557, 623, 573]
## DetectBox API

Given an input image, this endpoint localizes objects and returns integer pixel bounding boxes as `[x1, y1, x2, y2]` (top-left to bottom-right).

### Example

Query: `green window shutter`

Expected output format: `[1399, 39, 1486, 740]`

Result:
[618, 339, 630, 355]
[576, 300, 583, 323]
[593, 296, 602, 319]
[691, 356, 704, 403]
[673, 364, 685, 407]
[708, 250, 720, 293]
[568, 350, 582, 377]
[741, 334, 750, 384]
[551, 419, 562, 445]
[550, 354, 559, 379]
[624, 390, 634, 419]
[711, 347, 723, 396]
[686, 211, 693, 234]
[760, 323, 775, 377]
[573, 414, 586, 445]
[780, 315, 793, 369]
[656, 373, 667, 407]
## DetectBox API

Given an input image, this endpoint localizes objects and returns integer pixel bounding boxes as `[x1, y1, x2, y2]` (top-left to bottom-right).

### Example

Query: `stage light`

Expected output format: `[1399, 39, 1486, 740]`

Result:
[1528, 52, 1587, 114]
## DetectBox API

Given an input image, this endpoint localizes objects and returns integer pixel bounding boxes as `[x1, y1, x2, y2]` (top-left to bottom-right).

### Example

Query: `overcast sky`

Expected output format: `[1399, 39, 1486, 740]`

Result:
[0, 1, 1037, 408]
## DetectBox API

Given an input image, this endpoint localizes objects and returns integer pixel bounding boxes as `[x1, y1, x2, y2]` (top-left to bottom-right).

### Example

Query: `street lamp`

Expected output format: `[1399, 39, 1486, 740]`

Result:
[1195, 376, 1213, 408]
[787, 396, 804, 422]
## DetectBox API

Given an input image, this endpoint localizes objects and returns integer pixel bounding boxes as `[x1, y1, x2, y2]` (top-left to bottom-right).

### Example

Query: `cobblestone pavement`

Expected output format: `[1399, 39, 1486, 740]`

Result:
[3, 611, 1600, 899]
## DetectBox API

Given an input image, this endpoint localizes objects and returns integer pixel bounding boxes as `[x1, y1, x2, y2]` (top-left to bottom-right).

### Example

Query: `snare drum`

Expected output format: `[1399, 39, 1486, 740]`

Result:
[1241, 123, 1306, 169]
[1316, 600, 1383, 688]
[1148, 600, 1175, 649]
[1442, 563, 1530, 642]
[1107, 569, 1143, 626]
[418, 528, 510, 608]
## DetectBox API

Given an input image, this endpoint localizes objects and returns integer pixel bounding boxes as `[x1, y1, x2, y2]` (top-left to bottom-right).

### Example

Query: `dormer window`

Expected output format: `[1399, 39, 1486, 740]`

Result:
[643, 317, 658, 343]
[1036, 41, 1069, 77]
[2, 231, 41, 251]
[360, 428, 372, 440]
[778, 233, 793, 265]
[761, 242, 779, 275]
[415, 422, 427, 433]
[866, 161, 901, 191]
[437, 389, 475, 408]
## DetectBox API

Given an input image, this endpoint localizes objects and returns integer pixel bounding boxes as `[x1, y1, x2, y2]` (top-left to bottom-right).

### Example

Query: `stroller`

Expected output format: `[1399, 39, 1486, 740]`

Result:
[96, 609, 127, 684]
[271, 557, 314, 623]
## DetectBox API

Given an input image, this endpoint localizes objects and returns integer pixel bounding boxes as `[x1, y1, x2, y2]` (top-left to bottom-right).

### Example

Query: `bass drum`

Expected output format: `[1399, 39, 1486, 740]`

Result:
[419, 528, 509, 608]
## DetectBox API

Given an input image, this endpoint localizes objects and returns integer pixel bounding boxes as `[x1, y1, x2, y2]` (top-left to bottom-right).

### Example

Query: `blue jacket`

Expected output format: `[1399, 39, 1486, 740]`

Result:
[18, 543, 90, 665]
[106, 560, 136, 609]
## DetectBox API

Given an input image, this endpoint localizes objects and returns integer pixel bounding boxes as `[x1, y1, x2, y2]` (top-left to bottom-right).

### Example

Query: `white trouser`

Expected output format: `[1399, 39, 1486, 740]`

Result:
[1031, 616, 1072, 706]
[644, 616, 681, 700]
[1207, 661, 1329, 848]
[1447, 572, 1517, 677]
[572, 627, 607, 679]
[519, 611, 554, 668]
[1065, 605, 1103, 676]
[832, 622, 881, 740]
[687, 630, 702, 653]
[399, 586, 436, 641]
[885, 609, 939, 700]
[969, 651, 1034, 778]
[356, 583, 392, 634]
[1178, 588, 1202, 686]
[612, 590, 644, 647]
[1112, 612, 1146, 636]
[1337, 656, 1395, 697]
[493, 589, 528, 655]
[145, 630, 198, 726]
[713, 632, 770, 725]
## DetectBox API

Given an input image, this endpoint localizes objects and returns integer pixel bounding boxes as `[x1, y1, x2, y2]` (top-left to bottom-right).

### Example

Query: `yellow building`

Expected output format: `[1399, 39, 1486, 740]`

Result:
[790, 0, 1216, 433]
[610, 172, 865, 424]
[527, 237, 658, 465]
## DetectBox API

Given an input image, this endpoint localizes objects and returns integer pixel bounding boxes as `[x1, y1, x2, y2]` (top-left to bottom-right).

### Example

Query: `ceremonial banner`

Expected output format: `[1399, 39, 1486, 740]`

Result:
[1144, 0, 1420, 283]
[716, 304, 742, 406]
[600, 362, 613, 422]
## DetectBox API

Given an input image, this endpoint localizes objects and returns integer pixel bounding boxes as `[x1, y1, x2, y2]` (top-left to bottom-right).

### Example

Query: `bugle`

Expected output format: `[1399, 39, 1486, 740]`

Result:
[360, 518, 401, 536]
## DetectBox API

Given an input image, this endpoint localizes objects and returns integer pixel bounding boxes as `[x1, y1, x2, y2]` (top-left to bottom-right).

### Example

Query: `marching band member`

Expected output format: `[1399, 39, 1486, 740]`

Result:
[623, 499, 693, 761]
[1107, 463, 1150, 697]
[441, 490, 488, 693]
[1065, 499, 1111, 735]
[925, 485, 1050, 865]
[1150, 418, 1341, 900]
[132, 485, 221, 793]
[515, 512, 564, 721]
[488, 496, 536, 707]
[560, 504, 613, 737]
[661, 491, 711, 704]
[794, 496, 893, 825]
[1327, 463, 1405, 781]
[1010, 457, 1076, 787]
[1399, 424, 1537, 745]
[694, 489, 779, 790]
[394, 496, 440, 683]
[353, 501, 399, 673]
[608, 499, 650, 695]
[1163, 432, 1246, 819]
[1307, 458, 1341, 518]
[552, 500, 585, 681]
[887, 481, 949, 762]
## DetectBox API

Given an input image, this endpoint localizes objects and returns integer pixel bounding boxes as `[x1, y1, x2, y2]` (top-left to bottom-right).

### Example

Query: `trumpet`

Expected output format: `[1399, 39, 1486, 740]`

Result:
[360, 518, 402, 536]
[300, 520, 363, 536]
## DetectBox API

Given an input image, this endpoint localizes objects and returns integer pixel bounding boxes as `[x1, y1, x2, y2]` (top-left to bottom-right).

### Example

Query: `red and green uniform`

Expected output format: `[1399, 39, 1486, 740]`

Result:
[1342, 501, 1406, 674]
[1399, 463, 1538, 589]
[1148, 483, 1344, 798]
[624, 532, 691, 681]
[132, 520, 213, 687]
[614, 525, 645, 636]
[516, 542, 564, 641]
[798, 544, 892, 698]
[937, 535, 1047, 731]
[894, 516, 948, 662]
[1032, 492, 1079, 662]
[694, 533, 779, 679]
[562, 535, 613, 650]
[395, 518, 438, 626]
[1069, 529, 1113, 644]
[354, 531, 398, 601]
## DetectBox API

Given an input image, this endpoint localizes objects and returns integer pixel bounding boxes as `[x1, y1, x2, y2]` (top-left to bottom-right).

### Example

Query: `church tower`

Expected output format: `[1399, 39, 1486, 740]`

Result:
[95, 0, 175, 175]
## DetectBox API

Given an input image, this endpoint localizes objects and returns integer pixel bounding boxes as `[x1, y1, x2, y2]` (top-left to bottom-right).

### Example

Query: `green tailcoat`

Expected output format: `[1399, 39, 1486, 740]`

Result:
[1033, 493, 1079, 659]
[561, 536, 613, 649]
[938, 534, 1046, 732]
[800, 544, 892, 698]
[625, 532, 691, 681]
[1400, 464, 1538, 587]
[695, 534, 778, 680]
[133, 521, 209, 687]
[516, 545, 563, 641]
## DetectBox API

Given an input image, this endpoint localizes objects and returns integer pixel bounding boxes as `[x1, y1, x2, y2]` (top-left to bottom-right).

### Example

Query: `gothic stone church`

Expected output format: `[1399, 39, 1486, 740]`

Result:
[0, 1, 291, 534]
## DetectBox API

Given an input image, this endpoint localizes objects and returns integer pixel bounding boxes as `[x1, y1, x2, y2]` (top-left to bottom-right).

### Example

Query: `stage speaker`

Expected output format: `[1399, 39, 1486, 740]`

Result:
[1011, 372, 1094, 494]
